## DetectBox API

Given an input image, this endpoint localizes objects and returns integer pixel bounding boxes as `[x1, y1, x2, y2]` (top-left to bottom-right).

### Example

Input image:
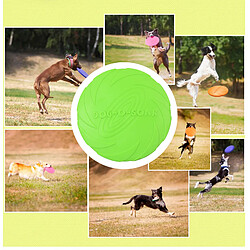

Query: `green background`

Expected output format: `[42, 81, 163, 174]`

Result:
[3, 0, 245, 247]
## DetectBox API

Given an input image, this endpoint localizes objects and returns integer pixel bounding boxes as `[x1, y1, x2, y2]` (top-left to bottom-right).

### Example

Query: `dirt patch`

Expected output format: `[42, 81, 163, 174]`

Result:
[89, 160, 188, 237]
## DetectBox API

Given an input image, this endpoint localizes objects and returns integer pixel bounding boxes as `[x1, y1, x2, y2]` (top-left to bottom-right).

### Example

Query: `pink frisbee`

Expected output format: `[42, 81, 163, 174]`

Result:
[44, 167, 55, 174]
[145, 36, 160, 46]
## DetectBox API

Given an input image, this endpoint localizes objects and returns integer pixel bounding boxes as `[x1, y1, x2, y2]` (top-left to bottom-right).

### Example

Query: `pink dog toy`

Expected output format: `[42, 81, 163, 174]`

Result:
[145, 36, 160, 46]
[44, 166, 55, 174]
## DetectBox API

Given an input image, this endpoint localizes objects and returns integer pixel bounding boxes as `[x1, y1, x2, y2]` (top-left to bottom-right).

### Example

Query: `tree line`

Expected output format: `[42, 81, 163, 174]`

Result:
[105, 15, 174, 42]
[176, 36, 244, 97]
[211, 139, 244, 153]
[5, 28, 103, 59]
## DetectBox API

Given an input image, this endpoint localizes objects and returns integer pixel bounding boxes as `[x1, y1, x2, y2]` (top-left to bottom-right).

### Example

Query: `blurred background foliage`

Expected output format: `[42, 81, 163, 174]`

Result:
[105, 15, 174, 43]
[175, 36, 244, 97]
[211, 139, 244, 153]
[5, 28, 103, 59]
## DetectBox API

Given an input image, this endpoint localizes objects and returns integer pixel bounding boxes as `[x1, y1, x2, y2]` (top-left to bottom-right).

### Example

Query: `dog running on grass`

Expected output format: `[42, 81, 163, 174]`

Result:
[8, 161, 52, 181]
[177, 43, 219, 107]
[122, 187, 175, 217]
[144, 28, 171, 77]
[34, 53, 82, 114]
[178, 122, 196, 159]
[194, 154, 234, 198]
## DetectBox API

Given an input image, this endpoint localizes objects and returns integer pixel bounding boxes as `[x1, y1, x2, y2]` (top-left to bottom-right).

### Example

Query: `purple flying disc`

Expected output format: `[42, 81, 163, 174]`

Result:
[145, 36, 160, 46]
[224, 145, 235, 154]
[44, 167, 55, 174]
[77, 68, 88, 78]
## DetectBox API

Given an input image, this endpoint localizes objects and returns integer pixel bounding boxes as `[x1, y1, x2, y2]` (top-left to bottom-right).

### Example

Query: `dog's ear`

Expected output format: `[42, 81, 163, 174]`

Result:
[201, 46, 209, 55]
[73, 54, 78, 61]
[210, 43, 217, 51]
[153, 28, 158, 35]
[144, 30, 149, 36]
[158, 186, 162, 191]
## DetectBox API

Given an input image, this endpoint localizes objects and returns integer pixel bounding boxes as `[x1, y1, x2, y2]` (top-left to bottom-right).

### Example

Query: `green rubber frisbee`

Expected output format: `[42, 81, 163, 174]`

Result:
[71, 63, 177, 169]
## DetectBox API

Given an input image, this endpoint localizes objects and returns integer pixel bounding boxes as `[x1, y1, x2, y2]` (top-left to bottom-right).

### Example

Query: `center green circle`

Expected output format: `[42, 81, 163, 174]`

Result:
[77, 68, 172, 162]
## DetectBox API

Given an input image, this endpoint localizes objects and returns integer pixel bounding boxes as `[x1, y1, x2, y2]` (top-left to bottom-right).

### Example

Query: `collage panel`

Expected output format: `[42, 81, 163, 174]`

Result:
[5, 130, 87, 212]
[149, 108, 210, 170]
[170, 35, 244, 134]
[190, 139, 244, 212]
[88, 158, 189, 237]
[5, 27, 103, 126]
[105, 14, 175, 84]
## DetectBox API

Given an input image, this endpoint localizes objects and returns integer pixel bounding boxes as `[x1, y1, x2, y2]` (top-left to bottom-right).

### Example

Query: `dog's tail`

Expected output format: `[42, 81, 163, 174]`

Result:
[177, 79, 189, 88]
[178, 142, 189, 149]
[164, 42, 171, 53]
[122, 195, 137, 205]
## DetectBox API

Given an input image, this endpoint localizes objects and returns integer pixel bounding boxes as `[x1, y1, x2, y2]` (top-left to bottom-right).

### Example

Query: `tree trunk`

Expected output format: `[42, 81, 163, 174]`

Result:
[168, 31, 174, 45]
[140, 19, 143, 36]
[90, 28, 100, 59]
[8, 28, 14, 46]
[87, 29, 91, 59]
[178, 55, 183, 74]
[120, 16, 123, 35]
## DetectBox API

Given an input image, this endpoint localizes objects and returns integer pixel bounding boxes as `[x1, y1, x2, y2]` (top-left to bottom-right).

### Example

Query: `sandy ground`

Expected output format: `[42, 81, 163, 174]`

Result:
[89, 161, 189, 237]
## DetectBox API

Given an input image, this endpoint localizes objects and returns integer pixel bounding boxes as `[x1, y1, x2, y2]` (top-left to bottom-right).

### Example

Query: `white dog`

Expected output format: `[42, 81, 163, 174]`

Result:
[177, 43, 219, 107]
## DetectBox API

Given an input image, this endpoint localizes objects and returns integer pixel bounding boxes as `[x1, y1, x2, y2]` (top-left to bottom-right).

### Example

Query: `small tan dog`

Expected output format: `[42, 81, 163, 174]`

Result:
[8, 161, 52, 181]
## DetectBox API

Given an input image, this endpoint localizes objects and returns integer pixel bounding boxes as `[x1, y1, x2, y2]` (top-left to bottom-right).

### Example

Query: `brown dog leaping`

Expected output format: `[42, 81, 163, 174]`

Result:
[34, 53, 82, 114]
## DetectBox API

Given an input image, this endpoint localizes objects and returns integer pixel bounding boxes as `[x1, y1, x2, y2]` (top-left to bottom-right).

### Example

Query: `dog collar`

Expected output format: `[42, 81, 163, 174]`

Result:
[67, 58, 74, 68]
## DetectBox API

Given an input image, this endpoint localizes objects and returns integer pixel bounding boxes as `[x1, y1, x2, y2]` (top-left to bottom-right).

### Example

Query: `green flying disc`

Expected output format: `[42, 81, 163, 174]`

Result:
[72, 63, 177, 169]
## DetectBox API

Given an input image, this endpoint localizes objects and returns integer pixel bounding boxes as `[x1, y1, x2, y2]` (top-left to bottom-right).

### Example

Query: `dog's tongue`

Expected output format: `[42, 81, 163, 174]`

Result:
[45, 167, 55, 174]
[145, 36, 160, 46]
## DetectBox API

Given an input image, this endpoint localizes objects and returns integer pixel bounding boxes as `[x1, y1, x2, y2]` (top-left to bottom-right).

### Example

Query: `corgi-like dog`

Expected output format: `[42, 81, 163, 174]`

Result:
[8, 161, 52, 181]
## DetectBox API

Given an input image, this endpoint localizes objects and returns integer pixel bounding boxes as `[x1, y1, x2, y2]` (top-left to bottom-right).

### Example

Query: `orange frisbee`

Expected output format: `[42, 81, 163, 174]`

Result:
[185, 127, 196, 137]
[208, 86, 228, 97]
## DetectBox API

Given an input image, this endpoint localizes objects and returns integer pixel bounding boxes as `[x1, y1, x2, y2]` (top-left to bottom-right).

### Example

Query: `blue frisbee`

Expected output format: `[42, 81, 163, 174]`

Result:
[224, 145, 235, 154]
[77, 68, 89, 78]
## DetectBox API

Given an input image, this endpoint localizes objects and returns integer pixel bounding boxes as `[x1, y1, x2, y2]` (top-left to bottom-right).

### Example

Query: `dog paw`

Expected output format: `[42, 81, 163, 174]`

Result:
[194, 182, 199, 188]
[40, 110, 44, 114]
[45, 110, 49, 114]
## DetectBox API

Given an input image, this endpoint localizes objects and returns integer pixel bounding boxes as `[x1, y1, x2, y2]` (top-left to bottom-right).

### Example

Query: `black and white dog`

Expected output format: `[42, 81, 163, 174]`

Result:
[194, 154, 234, 198]
[122, 187, 175, 217]
[178, 122, 196, 159]
[144, 29, 171, 77]
[177, 43, 219, 107]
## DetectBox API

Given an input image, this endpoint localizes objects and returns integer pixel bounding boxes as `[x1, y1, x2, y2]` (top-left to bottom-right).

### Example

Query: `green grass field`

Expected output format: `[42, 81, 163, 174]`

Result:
[5, 163, 87, 212]
[190, 169, 244, 212]
[171, 76, 244, 134]
[105, 35, 175, 84]
[150, 110, 210, 170]
[5, 52, 102, 126]
[5, 130, 87, 212]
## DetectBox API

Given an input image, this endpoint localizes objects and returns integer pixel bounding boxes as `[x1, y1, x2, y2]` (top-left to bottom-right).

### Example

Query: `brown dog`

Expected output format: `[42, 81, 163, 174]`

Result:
[34, 54, 82, 114]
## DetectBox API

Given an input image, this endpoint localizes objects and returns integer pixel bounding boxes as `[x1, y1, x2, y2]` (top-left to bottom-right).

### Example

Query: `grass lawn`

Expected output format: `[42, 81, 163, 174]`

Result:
[5, 161, 87, 212]
[190, 169, 244, 212]
[170, 87, 244, 134]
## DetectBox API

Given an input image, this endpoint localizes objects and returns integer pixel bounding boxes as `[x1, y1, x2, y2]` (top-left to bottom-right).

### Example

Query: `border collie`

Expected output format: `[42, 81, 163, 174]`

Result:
[177, 43, 219, 107]
[178, 122, 196, 159]
[122, 187, 175, 217]
[194, 154, 233, 198]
